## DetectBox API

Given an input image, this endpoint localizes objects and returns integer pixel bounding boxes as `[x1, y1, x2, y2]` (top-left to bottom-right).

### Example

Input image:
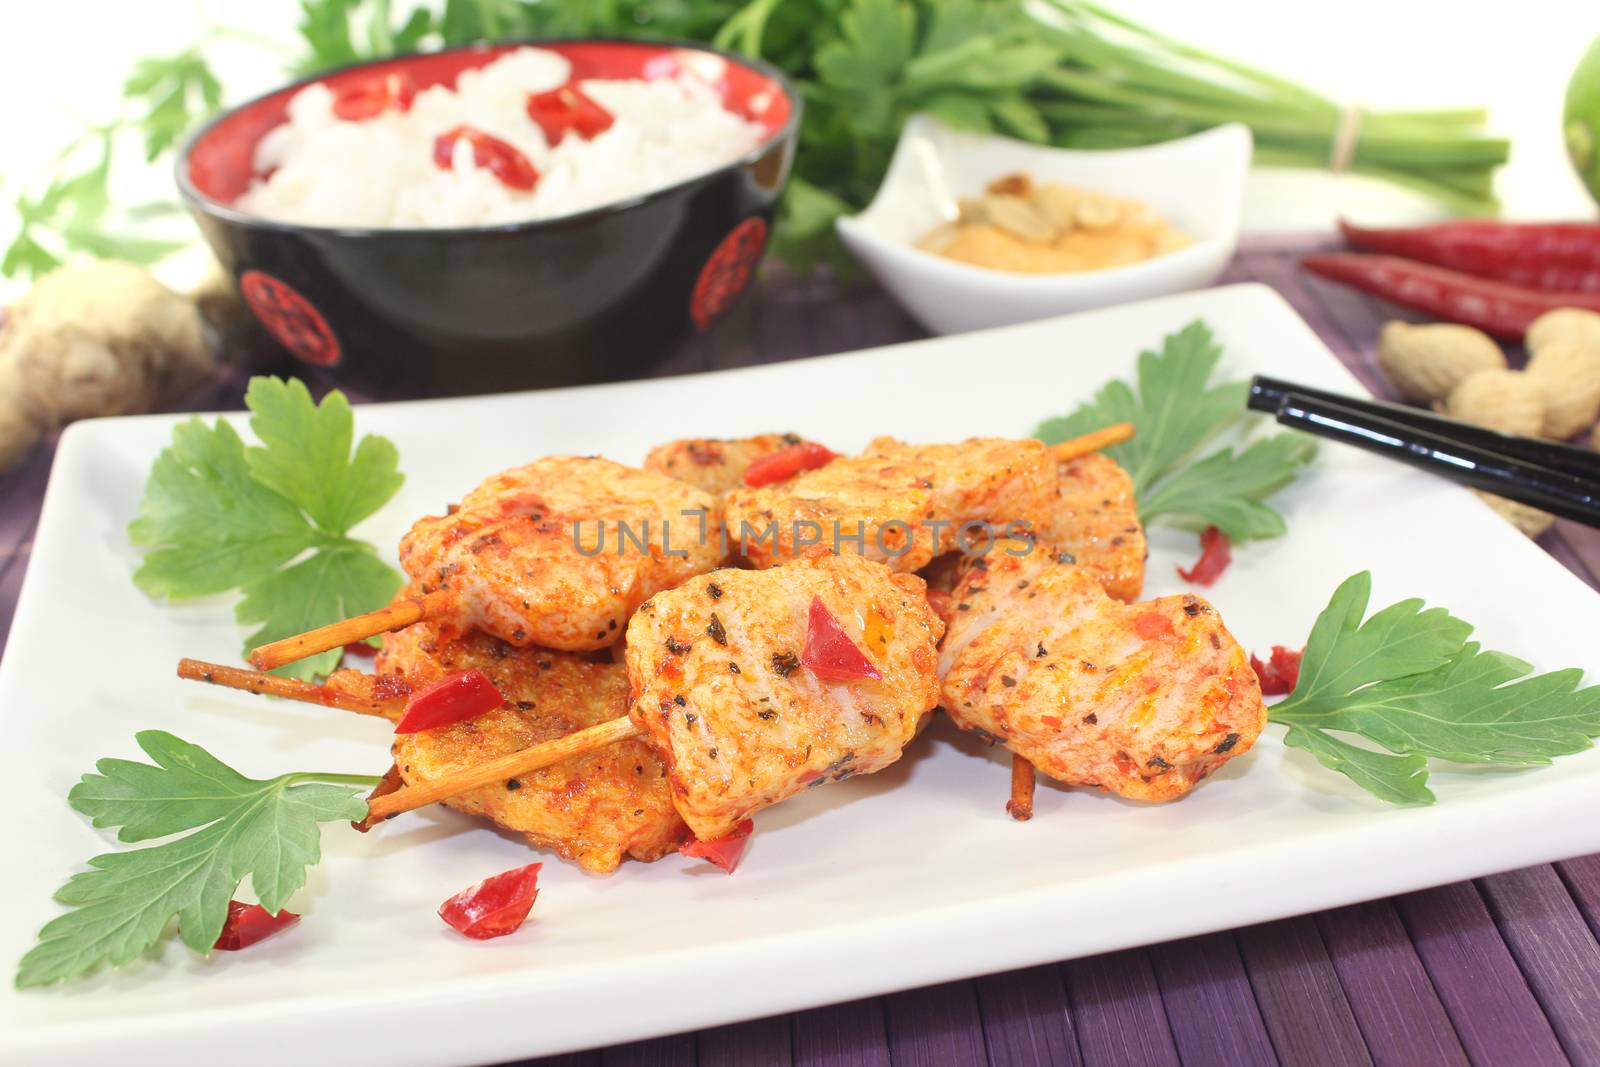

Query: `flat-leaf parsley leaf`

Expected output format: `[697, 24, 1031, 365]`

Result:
[16, 732, 378, 988]
[1270, 572, 1600, 804]
[1034, 320, 1315, 540]
[128, 377, 404, 679]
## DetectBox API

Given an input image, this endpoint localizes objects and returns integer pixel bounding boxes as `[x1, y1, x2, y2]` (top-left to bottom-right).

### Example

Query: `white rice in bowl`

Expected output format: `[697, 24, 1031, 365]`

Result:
[235, 48, 771, 229]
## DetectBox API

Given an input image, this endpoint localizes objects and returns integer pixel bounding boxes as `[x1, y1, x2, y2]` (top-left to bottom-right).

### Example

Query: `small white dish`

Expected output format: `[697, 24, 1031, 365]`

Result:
[836, 115, 1252, 334]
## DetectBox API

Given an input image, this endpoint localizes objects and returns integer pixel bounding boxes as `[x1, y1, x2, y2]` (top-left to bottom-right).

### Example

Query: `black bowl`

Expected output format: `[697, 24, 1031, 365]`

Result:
[177, 39, 800, 395]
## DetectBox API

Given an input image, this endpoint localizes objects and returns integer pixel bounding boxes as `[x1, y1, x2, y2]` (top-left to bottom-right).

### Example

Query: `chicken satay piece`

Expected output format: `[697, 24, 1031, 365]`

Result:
[626, 555, 944, 840]
[399, 456, 724, 652]
[644, 433, 814, 496]
[939, 543, 1264, 802]
[722, 437, 1057, 573]
[1045, 452, 1146, 602]
[375, 622, 687, 874]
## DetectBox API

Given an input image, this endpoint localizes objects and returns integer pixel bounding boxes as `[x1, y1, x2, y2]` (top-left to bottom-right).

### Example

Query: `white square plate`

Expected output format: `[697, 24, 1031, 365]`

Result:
[5, 283, 1598, 1066]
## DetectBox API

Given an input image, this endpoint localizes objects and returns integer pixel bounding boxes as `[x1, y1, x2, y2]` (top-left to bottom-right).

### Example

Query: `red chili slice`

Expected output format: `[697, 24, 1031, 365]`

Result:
[801, 596, 882, 681]
[342, 640, 378, 659]
[680, 819, 754, 874]
[526, 85, 615, 145]
[1251, 645, 1304, 696]
[213, 901, 300, 951]
[438, 863, 542, 940]
[743, 443, 837, 487]
[433, 126, 540, 191]
[332, 72, 418, 120]
[1176, 526, 1232, 586]
[395, 669, 505, 733]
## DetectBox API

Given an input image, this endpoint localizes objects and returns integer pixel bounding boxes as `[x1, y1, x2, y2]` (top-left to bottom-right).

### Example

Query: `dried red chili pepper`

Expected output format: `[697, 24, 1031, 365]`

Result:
[1301, 253, 1600, 340]
[395, 669, 505, 733]
[433, 126, 540, 191]
[680, 819, 754, 874]
[526, 85, 615, 145]
[332, 72, 418, 121]
[801, 597, 882, 681]
[213, 901, 300, 951]
[1176, 526, 1232, 586]
[742, 442, 837, 487]
[438, 863, 542, 940]
[1250, 645, 1304, 696]
[1339, 219, 1600, 293]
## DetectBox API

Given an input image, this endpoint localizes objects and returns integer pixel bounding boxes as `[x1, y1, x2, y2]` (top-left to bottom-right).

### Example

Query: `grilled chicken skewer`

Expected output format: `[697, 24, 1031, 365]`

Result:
[362, 555, 943, 837]
[939, 541, 1266, 814]
[256, 427, 1131, 669]
[195, 554, 944, 851]
[251, 456, 726, 670]
[236, 427, 1133, 842]
[191, 625, 686, 874]
[313, 557, 933, 832]
[685, 430, 1151, 829]
[624, 554, 942, 839]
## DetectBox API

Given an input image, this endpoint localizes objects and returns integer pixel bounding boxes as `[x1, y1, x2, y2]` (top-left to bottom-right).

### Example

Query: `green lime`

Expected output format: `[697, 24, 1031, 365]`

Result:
[1568, 35, 1600, 205]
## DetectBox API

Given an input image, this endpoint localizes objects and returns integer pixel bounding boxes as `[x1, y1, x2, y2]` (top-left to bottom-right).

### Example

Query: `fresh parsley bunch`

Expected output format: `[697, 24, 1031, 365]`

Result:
[1272, 572, 1600, 805]
[1034, 320, 1316, 541]
[16, 732, 378, 988]
[129, 377, 405, 679]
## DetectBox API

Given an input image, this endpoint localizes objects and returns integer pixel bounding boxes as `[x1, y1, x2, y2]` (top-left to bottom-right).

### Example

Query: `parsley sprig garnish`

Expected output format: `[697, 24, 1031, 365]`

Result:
[16, 732, 378, 989]
[129, 377, 405, 679]
[1034, 320, 1316, 541]
[1271, 572, 1600, 804]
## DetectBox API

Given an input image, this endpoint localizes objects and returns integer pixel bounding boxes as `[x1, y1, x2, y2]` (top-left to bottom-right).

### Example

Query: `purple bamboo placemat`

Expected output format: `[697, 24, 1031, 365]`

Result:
[3, 233, 1599, 1066]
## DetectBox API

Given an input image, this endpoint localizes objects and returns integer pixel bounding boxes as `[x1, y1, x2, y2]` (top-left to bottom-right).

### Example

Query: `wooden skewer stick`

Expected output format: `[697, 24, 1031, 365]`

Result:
[179, 656, 636, 824]
[363, 715, 641, 823]
[1005, 754, 1036, 821]
[177, 658, 398, 718]
[248, 590, 451, 671]
[353, 765, 407, 833]
[1050, 422, 1135, 463]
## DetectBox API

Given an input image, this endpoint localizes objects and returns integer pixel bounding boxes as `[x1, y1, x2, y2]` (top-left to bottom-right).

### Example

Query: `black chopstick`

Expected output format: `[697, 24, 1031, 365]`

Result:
[1249, 375, 1600, 481]
[1264, 389, 1600, 528]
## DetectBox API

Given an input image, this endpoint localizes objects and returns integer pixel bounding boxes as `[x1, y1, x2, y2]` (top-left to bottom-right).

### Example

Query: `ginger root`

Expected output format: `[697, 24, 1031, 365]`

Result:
[0, 259, 213, 470]
[1377, 321, 1505, 402]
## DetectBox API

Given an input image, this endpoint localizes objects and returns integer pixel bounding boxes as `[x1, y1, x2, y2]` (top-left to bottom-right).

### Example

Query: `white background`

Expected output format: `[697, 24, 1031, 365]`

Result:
[1, 0, 1596, 300]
